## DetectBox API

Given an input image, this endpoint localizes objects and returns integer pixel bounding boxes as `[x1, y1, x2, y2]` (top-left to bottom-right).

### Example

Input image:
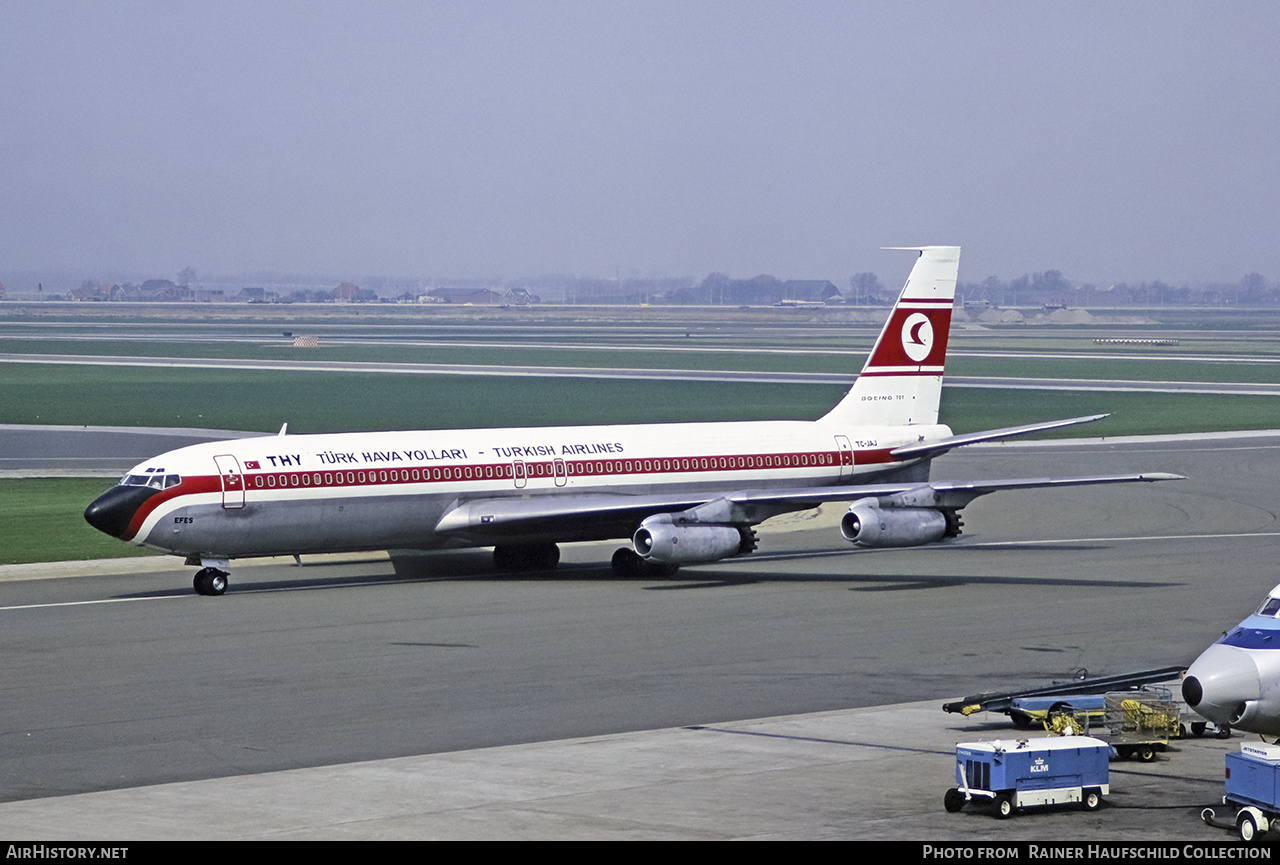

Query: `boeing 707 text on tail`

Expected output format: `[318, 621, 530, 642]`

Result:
[84, 247, 1180, 595]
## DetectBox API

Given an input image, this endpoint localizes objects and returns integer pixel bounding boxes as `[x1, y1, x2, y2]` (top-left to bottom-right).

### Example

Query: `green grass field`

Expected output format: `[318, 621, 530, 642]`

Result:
[0, 478, 158, 565]
[0, 363, 844, 432]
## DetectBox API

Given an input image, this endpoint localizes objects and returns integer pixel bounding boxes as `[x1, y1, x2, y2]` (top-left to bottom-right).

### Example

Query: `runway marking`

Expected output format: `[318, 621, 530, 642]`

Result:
[0, 595, 184, 612]
[0, 576, 428, 611]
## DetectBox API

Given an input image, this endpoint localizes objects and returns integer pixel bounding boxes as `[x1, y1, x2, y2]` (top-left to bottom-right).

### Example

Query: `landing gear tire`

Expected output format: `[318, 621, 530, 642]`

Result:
[611, 548, 644, 577]
[193, 567, 228, 596]
[610, 548, 680, 578]
[493, 543, 560, 572]
[1191, 722, 1207, 737]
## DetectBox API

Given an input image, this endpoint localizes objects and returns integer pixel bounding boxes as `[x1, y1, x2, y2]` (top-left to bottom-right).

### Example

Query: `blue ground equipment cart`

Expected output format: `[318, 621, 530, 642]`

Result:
[1217, 742, 1280, 841]
[945, 736, 1110, 818]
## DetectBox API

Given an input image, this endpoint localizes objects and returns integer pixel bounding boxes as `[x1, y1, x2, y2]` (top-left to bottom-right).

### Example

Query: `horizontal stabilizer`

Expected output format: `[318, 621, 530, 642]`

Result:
[890, 413, 1110, 459]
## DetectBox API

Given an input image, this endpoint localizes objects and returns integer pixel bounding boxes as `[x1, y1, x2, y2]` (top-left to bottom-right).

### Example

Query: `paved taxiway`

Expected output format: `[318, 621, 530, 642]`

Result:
[0, 423, 258, 477]
[1, 435, 1278, 839]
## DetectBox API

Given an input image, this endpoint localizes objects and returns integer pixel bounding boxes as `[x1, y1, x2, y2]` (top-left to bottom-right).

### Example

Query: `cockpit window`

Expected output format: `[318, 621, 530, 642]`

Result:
[1259, 597, 1280, 617]
[121, 473, 180, 489]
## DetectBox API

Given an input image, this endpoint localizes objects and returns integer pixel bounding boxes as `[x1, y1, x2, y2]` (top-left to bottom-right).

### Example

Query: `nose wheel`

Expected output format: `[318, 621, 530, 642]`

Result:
[193, 567, 229, 596]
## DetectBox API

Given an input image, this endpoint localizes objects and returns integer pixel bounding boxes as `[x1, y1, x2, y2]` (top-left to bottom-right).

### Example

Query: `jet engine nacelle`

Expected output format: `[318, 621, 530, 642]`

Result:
[840, 503, 948, 548]
[633, 514, 747, 564]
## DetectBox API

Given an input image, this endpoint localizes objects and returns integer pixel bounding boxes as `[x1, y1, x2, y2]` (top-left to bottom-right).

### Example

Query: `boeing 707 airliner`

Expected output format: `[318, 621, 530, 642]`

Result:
[84, 247, 1179, 595]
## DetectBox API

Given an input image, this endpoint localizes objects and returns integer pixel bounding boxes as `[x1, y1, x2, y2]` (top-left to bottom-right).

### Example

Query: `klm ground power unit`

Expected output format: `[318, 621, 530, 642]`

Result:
[945, 736, 1110, 818]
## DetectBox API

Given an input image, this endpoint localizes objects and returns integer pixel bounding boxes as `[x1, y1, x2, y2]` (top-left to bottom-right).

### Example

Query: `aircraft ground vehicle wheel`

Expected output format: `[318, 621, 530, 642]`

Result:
[1238, 810, 1262, 843]
[943, 788, 965, 813]
[193, 568, 228, 596]
[1083, 788, 1102, 811]
[1009, 711, 1033, 729]
[994, 794, 1014, 819]
[1136, 746, 1156, 762]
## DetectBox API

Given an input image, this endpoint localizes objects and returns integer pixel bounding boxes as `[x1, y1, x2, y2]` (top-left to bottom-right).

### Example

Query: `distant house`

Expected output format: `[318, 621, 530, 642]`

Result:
[503, 287, 540, 305]
[138, 279, 181, 301]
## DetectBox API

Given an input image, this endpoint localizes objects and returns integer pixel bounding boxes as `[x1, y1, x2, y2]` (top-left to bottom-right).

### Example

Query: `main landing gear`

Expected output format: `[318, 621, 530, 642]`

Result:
[193, 567, 228, 596]
[492, 542, 561, 572]
[489, 543, 681, 577]
[610, 548, 680, 578]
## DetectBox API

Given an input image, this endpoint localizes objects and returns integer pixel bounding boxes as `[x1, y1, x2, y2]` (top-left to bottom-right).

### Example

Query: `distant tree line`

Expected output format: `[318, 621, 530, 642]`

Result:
[956, 270, 1275, 308]
[6, 266, 1273, 308]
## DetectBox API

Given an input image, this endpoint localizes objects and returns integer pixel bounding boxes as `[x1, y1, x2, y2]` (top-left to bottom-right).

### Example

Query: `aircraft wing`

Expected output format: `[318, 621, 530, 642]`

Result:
[433, 472, 1182, 542]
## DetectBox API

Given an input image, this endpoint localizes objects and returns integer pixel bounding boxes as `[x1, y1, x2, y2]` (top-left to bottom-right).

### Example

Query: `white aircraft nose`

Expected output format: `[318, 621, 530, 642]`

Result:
[1183, 643, 1260, 726]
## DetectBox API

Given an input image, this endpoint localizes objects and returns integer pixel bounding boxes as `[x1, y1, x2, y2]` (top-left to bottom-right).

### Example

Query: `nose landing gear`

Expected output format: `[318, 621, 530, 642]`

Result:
[193, 567, 229, 596]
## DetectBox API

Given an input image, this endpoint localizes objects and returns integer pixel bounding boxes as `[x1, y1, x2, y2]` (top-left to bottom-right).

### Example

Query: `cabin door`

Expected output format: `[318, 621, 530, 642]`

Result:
[213, 454, 246, 509]
[834, 435, 853, 480]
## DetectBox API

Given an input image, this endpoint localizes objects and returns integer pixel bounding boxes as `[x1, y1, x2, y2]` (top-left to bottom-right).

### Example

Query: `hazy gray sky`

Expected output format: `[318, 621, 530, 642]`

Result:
[2, 1, 1277, 285]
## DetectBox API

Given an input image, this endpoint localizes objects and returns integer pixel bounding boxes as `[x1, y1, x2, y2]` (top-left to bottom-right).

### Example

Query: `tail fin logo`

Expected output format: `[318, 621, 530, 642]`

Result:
[901, 313, 934, 362]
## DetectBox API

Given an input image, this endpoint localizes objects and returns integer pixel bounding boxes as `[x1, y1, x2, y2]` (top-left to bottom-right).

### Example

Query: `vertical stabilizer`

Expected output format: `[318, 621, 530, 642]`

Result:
[820, 246, 959, 427]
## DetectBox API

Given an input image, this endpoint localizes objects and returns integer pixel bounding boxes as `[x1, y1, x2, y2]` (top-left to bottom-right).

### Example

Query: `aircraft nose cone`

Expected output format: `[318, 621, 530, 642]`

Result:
[1182, 675, 1203, 708]
[84, 485, 160, 539]
[1184, 643, 1260, 725]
